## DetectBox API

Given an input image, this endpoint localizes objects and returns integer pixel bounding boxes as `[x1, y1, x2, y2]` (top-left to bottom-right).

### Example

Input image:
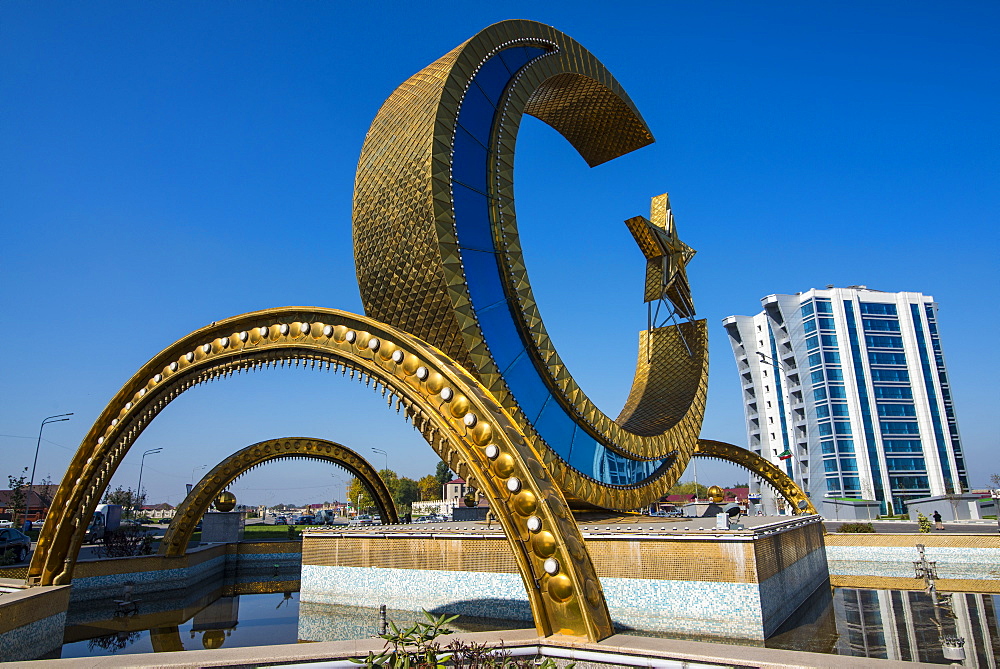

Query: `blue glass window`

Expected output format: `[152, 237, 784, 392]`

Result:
[821, 441, 835, 454]
[877, 404, 916, 417]
[837, 439, 855, 453]
[473, 56, 515, 105]
[866, 335, 904, 349]
[843, 477, 861, 491]
[871, 368, 909, 382]
[883, 440, 922, 453]
[808, 352, 822, 367]
[826, 478, 841, 492]
[503, 354, 552, 423]
[881, 421, 920, 435]
[831, 404, 849, 417]
[824, 460, 839, 472]
[818, 422, 833, 436]
[806, 336, 819, 350]
[477, 304, 525, 372]
[800, 302, 814, 317]
[886, 458, 926, 471]
[828, 386, 847, 398]
[827, 368, 844, 381]
[818, 318, 835, 331]
[890, 475, 929, 490]
[533, 401, 576, 459]
[568, 432, 598, 477]
[860, 302, 897, 316]
[863, 319, 900, 332]
[874, 386, 913, 399]
[821, 334, 838, 347]
[452, 128, 489, 196]
[813, 387, 827, 401]
[463, 249, 506, 309]
[824, 351, 841, 364]
[457, 84, 496, 145]
[869, 352, 907, 365]
[816, 300, 833, 314]
[840, 458, 858, 472]
[452, 184, 493, 250]
[816, 405, 830, 418]
[803, 319, 817, 334]
[811, 370, 825, 384]
[835, 422, 852, 435]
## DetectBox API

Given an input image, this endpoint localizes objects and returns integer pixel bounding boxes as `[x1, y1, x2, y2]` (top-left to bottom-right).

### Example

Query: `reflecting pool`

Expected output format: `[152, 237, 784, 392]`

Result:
[35, 581, 1000, 665]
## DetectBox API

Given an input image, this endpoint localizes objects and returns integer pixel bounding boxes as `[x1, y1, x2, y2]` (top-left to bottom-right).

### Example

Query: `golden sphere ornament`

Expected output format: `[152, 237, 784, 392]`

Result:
[214, 490, 237, 512]
[707, 486, 724, 504]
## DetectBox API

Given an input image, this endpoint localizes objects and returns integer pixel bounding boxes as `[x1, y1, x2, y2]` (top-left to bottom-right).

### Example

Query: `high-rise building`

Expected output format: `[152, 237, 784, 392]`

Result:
[723, 286, 967, 514]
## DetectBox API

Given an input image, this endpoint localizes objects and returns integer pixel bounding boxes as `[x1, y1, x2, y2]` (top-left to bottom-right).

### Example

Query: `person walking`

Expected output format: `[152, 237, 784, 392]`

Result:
[933, 510, 945, 530]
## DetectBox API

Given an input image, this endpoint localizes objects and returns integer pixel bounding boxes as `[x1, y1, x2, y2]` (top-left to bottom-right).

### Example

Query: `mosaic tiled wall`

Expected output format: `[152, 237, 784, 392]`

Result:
[0, 584, 70, 662]
[300, 523, 830, 640]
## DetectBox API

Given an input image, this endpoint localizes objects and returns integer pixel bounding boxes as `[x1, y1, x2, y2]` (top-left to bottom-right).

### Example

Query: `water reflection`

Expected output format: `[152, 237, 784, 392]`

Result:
[768, 588, 1000, 667]
[49, 580, 1000, 666]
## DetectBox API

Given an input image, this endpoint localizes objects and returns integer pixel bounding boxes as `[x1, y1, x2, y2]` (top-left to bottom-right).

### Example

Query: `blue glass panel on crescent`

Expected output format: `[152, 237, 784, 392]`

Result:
[452, 46, 667, 485]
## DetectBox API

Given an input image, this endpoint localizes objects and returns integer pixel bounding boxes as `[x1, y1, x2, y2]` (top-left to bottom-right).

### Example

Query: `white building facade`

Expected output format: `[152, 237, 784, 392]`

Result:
[723, 287, 967, 515]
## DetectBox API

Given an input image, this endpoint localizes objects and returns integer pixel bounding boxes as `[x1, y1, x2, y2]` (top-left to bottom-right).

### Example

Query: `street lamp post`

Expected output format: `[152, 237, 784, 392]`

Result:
[135, 448, 162, 519]
[24, 413, 73, 531]
[372, 448, 388, 472]
[188, 465, 208, 497]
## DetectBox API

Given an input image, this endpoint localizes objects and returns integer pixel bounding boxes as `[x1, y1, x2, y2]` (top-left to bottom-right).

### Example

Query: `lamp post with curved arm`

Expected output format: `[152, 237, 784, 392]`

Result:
[371, 448, 387, 472]
[135, 448, 162, 519]
[24, 413, 73, 531]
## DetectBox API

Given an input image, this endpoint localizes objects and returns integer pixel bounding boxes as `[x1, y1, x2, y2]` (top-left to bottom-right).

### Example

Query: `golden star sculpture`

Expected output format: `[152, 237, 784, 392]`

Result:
[625, 193, 697, 318]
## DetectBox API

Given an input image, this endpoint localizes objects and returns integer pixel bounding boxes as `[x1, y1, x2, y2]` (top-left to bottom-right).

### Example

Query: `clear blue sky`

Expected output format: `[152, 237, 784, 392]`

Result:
[2, 2, 997, 507]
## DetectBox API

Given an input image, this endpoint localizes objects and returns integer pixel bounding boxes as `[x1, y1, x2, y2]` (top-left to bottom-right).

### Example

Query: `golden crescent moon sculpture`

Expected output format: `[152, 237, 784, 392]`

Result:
[353, 20, 708, 509]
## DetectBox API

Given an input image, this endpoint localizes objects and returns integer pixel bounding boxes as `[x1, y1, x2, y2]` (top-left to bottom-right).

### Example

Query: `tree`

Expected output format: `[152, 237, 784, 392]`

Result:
[667, 481, 708, 498]
[101, 485, 145, 517]
[379, 469, 401, 499]
[435, 461, 452, 488]
[729, 481, 749, 489]
[6, 468, 28, 526]
[417, 475, 440, 501]
[990, 473, 1000, 489]
[396, 478, 420, 508]
[37, 475, 55, 510]
[347, 477, 374, 513]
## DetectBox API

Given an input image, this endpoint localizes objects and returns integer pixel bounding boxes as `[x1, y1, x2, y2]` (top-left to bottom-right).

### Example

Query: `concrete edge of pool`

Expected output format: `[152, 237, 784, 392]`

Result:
[9, 627, 943, 668]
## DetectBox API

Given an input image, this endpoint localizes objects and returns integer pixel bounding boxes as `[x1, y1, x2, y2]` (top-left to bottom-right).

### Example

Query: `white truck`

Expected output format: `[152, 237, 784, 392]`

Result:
[84, 504, 123, 543]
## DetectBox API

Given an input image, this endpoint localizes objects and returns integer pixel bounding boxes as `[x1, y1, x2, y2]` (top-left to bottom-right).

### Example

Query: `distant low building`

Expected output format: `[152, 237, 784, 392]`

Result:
[0, 485, 57, 523]
[140, 503, 176, 519]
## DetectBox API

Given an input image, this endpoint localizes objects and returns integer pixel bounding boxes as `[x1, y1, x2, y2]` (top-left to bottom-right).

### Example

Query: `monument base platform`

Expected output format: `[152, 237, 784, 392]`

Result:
[201, 512, 245, 543]
[300, 515, 829, 641]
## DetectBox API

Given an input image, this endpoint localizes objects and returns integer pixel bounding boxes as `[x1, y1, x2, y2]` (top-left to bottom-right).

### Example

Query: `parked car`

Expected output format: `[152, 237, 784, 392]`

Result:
[0, 528, 32, 563]
[0, 520, 13, 528]
[348, 514, 374, 527]
[275, 516, 288, 525]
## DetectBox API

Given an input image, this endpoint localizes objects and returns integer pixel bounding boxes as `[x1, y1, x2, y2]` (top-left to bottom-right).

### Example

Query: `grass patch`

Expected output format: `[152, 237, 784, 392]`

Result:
[241, 525, 303, 540]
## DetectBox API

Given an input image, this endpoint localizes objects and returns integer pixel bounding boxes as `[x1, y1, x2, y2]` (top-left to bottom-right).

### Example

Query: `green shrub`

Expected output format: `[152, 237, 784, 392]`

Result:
[917, 512, 932, 533]
[838, 522, 875, 533]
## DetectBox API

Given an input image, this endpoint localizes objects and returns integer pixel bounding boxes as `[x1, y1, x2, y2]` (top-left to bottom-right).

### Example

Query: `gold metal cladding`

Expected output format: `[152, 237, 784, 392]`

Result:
[159, 438, 399, 557]
[695, 439, 817, 515]
[352, 19, 708, 510]
[27, 307, 614, 641]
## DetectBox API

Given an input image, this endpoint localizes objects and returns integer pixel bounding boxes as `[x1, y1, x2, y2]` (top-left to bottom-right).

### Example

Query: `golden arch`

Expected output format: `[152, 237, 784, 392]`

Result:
[695, 440, 817, 514]
[353, 19, 708, 510]
[28, 307, 614, 640]
[159, 438, 399, 557]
